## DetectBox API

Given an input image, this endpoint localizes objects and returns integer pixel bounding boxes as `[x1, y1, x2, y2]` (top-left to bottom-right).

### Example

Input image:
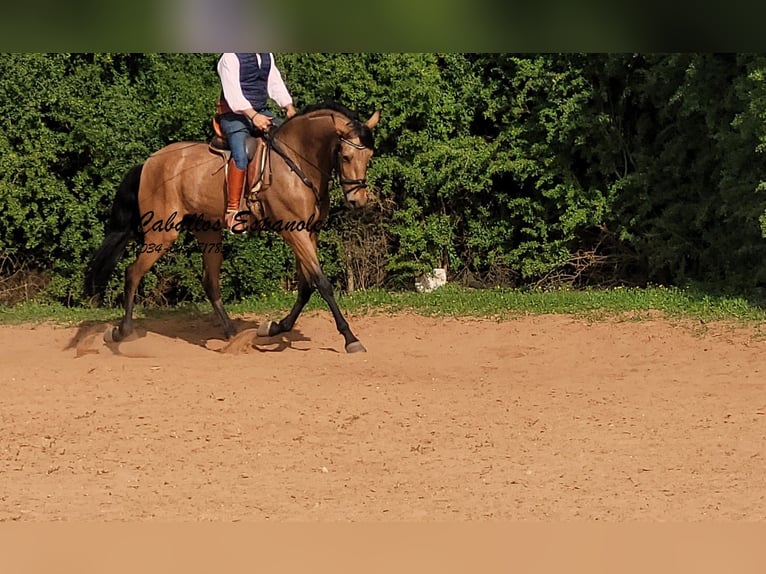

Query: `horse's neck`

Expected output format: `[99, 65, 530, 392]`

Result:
[278, 113, 338, 167]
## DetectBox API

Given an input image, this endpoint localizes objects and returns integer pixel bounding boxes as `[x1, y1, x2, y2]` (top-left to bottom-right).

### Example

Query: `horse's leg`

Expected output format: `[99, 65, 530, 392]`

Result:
[194, 229, 236, 339]
[268, 232, 365, 353]
[258, 262, 314, 337]
[108, 230, 179, 342]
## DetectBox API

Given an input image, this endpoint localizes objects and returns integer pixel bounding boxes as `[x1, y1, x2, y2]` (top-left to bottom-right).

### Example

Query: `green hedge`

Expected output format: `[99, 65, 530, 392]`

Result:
[3, 53, 766, 305]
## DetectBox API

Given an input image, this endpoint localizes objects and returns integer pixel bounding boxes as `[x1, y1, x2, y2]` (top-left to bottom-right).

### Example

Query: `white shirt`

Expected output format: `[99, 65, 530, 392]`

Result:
[217, 53, 293, 113]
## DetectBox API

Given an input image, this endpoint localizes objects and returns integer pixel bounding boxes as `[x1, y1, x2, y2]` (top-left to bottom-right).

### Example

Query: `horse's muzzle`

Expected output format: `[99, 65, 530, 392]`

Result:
[342, 179, 368, 208]
[345, 188, 368, 209]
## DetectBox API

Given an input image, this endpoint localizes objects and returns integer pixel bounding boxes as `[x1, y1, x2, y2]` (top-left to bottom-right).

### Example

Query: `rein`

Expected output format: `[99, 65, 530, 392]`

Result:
[267, 135, 321, 198]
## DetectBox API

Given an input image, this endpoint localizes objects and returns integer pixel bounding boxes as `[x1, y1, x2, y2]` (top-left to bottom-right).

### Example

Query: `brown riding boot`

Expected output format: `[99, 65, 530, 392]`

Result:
[225, 159, 247, 234]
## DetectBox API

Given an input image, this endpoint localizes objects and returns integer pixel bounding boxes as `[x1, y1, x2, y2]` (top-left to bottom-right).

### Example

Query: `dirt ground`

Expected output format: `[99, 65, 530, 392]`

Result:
[1, 309, 765, 522]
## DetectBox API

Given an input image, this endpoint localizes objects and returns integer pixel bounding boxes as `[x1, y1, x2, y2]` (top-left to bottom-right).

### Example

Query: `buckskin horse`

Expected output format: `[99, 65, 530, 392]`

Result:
[85, 101, 380, 353]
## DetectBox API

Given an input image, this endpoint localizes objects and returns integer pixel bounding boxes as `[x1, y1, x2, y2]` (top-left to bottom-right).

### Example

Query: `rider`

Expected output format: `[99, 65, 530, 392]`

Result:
[216, 53, 297, 231]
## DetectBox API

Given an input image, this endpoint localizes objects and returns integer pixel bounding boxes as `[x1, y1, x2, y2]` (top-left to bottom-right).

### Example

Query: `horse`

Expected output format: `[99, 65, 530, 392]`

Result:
[84, 101, 380, 353]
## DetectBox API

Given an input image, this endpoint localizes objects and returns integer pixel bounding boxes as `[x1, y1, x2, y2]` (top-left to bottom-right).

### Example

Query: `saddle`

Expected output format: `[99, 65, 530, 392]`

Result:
[209, 112, 271, 201]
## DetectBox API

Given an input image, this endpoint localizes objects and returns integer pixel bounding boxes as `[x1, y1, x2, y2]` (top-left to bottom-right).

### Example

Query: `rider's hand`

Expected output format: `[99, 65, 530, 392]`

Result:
[250, 112, 272, 132]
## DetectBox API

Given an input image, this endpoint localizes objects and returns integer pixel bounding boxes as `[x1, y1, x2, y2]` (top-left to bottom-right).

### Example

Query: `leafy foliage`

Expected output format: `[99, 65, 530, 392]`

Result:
[3, 53, 766, 307]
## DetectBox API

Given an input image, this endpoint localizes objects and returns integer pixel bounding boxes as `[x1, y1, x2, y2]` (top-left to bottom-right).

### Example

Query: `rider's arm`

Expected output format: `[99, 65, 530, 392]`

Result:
[267, 55, 295, 117]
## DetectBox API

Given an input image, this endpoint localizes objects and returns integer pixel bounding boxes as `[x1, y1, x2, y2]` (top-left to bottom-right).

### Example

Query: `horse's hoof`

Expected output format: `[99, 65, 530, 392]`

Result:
[346, 341, 367, 353]
[104, 326, 120, 343]
[257, 321, 275, 337]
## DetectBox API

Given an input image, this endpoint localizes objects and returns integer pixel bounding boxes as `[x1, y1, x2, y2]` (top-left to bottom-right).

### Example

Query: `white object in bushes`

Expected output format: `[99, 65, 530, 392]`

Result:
[415, 268, 447, 293]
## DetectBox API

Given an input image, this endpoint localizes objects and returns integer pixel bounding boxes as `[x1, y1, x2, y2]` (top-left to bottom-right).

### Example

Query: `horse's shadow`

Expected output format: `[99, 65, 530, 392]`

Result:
[64, 311, 312, 356]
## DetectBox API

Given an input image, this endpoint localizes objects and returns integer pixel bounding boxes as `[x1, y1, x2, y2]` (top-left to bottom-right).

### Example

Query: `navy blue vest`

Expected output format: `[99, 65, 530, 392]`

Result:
[236, 53, 271, 111]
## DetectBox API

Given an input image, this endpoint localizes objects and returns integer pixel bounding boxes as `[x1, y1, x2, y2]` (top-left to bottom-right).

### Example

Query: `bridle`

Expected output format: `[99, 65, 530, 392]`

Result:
[336, 135, 370, 196]
[266, 120, 371, 203]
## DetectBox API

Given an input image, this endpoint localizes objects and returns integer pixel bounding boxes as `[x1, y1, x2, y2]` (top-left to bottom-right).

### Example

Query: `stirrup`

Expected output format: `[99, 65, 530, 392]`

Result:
[225, 210, 248, 236]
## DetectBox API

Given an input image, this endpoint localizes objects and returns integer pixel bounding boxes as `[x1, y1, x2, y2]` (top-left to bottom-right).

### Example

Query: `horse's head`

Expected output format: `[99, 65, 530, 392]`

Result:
[330, 109, 380, 209]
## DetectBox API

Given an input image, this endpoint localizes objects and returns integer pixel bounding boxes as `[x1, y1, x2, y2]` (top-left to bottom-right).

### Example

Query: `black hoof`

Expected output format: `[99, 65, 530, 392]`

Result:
[104, 326, 123, 343]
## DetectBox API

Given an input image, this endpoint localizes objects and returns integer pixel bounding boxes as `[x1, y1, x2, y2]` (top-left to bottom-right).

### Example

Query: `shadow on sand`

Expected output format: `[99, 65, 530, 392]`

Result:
[64, 311, 312, 357]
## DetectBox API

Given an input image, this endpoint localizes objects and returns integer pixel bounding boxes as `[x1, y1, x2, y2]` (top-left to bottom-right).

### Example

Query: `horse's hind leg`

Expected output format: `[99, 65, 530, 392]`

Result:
[194, 229, 236, 339]
[109, 231, 178, 342]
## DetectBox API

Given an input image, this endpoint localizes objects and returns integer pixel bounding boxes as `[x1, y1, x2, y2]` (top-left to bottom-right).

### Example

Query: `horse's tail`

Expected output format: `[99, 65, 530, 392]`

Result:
[83, 163, 144, 303]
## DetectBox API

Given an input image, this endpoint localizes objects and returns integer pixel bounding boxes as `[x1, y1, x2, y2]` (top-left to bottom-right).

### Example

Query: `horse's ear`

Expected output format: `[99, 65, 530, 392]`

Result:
[365, 110, 380, 129]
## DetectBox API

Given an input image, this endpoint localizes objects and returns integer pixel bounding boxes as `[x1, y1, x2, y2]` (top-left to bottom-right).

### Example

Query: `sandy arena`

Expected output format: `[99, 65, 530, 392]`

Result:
[1, 310, 765, 521]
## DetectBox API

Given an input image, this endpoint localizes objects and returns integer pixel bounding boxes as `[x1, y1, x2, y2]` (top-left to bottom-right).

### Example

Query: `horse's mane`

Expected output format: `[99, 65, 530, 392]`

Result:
[289, 100, 375, 149]
[299, 100, 358, 118]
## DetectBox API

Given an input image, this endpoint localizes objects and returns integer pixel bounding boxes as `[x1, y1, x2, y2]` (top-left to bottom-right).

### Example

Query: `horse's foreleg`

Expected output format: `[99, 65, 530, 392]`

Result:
[195, 230, 236, 339]
[312, 270, 366, 353]
[271, 232, 365, 353]
[259, 262, 314, 337]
